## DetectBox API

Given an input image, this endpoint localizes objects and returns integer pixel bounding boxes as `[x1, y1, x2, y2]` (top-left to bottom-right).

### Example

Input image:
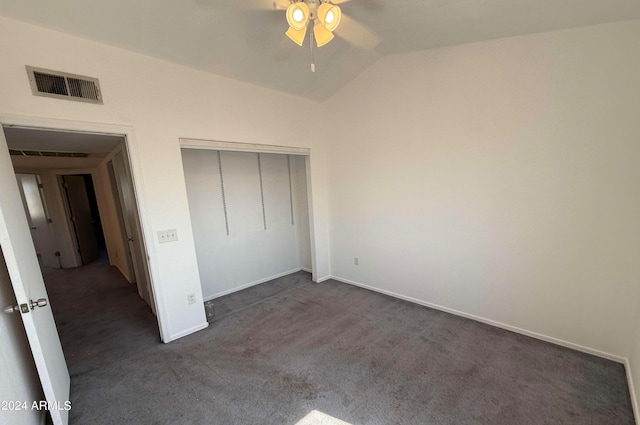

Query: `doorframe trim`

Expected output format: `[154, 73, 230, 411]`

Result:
[0, 114, 168, 342]
[180, 138, 310, 156]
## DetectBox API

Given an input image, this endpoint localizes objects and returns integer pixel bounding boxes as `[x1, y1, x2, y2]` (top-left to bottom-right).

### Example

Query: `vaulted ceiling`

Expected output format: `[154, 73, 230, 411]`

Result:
[1, 0, 639, 100]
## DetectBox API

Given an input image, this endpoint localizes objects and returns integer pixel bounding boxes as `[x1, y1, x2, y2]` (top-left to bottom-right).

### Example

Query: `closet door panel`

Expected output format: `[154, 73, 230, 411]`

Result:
[260, 153, 298, 273]
[220, 151, 263, 236]
[181, 150, 227, 297]
[291, 155, 312, 270]
[260, 153, 293, 229]
[218, 151, 265, 289]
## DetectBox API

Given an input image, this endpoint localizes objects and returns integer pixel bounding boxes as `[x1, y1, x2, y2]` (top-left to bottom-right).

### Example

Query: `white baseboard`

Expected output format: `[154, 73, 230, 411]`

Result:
[625, 358, 640, 424]
[167, 321, 209, 342]
[301, 267, 313, 273]
[330, 275, 626, 364]
[315, 275, 332, 283]
[203, 267, 305, 302]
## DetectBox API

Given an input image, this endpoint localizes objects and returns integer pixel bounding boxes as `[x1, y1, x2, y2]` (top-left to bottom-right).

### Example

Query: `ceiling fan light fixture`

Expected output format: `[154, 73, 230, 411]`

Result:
[286, 25, 307, 46]
[317, 3, 341, 32]
[313, 21, 334, 47]
[286, 2, 310, 30]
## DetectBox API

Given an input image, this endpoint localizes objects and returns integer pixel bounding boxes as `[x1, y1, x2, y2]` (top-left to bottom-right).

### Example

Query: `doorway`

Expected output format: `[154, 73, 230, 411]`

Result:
[4, 125, 160, 353]
[61, 174, 105, 265]
[180, 139, 315, 314]
[0, 118, 171, 425]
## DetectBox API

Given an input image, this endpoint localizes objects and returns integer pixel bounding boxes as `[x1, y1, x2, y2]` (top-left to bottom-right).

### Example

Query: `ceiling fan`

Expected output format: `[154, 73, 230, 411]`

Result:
[210, 0, 381, 51]
[278, 0, 380, 50]
[282, 0, 346, 48]
[202, 0, 380, 71]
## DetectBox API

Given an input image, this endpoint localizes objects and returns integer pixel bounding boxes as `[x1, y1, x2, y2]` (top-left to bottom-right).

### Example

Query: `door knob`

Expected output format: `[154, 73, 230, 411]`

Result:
[4, 305, 20, 314]
[30, 298, 48, 309]
[4, 303, 29, 314]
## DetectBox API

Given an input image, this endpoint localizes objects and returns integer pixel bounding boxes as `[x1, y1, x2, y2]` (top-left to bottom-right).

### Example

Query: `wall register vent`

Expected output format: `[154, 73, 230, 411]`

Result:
[9, 149, 90, 158]
[26, 66, 103, 104]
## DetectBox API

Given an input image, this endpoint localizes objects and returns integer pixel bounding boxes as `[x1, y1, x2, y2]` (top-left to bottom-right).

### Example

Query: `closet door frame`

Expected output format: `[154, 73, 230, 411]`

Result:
[179, 138, 318, 282]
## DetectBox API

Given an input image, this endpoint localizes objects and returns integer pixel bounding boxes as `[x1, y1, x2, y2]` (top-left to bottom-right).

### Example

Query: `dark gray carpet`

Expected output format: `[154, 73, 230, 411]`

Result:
[44, 264, 634, 424]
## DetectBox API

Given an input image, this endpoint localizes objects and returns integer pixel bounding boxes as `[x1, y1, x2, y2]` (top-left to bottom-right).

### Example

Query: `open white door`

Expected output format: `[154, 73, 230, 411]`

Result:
[62, 175, 100, 265]
[111, 151, 155, 314]
[16, 174, 60, 269]
[0, 130, 70, 425]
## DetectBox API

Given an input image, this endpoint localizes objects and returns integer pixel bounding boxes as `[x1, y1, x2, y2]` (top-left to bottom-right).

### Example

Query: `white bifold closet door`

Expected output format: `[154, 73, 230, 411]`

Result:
[182, 149, 310, 300]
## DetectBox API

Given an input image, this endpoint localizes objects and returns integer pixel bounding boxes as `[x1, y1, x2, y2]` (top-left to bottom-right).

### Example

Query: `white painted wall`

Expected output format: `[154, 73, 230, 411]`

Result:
[0, 14, 331, 342]
[0, 248, 44, 425]
[324, 20, 640, 360]
[182, 150, 311, 300]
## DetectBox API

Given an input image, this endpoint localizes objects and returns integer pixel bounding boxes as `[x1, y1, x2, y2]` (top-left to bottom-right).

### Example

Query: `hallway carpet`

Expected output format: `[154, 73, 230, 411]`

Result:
[45, 264, 634, 424]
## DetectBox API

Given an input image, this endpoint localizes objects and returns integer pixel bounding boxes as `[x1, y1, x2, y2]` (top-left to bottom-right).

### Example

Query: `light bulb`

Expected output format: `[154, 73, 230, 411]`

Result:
[325, 10, 334, 24]
[293, 8, 304, 22]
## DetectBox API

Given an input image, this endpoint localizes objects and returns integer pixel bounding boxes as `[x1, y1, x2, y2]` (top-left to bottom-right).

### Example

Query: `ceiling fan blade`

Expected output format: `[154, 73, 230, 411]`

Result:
[195, 0, 288, 10]
[273, 0, 292, 9]
[333, 0, 384, 10]
[334, 14, 381, 50]
[273, 35, 297, 61]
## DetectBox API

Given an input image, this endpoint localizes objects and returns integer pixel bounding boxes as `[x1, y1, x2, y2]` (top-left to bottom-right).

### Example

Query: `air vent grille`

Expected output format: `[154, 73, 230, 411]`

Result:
[26, 66, 103, 104]
[9, 149, 90, 158]
[33, 72, 68, 96]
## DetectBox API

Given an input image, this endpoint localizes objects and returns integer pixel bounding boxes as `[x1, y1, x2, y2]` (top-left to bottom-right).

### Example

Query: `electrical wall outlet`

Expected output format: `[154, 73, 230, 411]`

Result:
[187, 293, 196, 305]
[354, 257, 359, 266]
[158, 229, 178, 243]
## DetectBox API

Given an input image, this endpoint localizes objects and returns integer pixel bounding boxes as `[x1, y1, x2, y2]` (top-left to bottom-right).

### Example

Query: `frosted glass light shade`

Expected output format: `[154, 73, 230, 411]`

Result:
[313, 22, 334, 47]
[286, 2, 310, 30]
[286, 26, 307, 46]
[317, 3, 341, 32]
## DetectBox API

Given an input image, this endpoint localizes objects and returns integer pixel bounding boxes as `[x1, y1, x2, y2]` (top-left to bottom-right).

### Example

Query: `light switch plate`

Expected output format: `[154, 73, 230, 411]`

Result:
[158, 229, 178, 243]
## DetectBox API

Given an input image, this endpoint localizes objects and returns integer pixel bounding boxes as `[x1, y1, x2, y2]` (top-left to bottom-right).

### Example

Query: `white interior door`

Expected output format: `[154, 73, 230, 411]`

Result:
[62, 175, 100, 265]
[16, 174, 60, 268]
[0, 130, 70, 424]
[111, 151, 155, 314]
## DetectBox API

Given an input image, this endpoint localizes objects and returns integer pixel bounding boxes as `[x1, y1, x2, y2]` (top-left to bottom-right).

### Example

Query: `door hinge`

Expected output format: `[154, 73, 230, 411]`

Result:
[54, 251, 61, 257]
[38, 183, 44, 189]
[47, 218, 53, 223]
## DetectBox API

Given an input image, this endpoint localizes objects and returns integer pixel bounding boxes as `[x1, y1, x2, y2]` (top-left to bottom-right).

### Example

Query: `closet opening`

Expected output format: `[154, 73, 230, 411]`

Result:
[180, 140, 315, 320]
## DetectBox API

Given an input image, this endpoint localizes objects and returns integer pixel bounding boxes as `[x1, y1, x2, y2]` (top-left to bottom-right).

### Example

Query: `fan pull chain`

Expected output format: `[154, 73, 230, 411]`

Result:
[310, 26, 316, 73]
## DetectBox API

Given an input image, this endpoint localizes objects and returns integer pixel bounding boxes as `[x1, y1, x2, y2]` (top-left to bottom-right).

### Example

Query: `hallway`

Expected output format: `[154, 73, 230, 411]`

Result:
[44, 259, 159, 378]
